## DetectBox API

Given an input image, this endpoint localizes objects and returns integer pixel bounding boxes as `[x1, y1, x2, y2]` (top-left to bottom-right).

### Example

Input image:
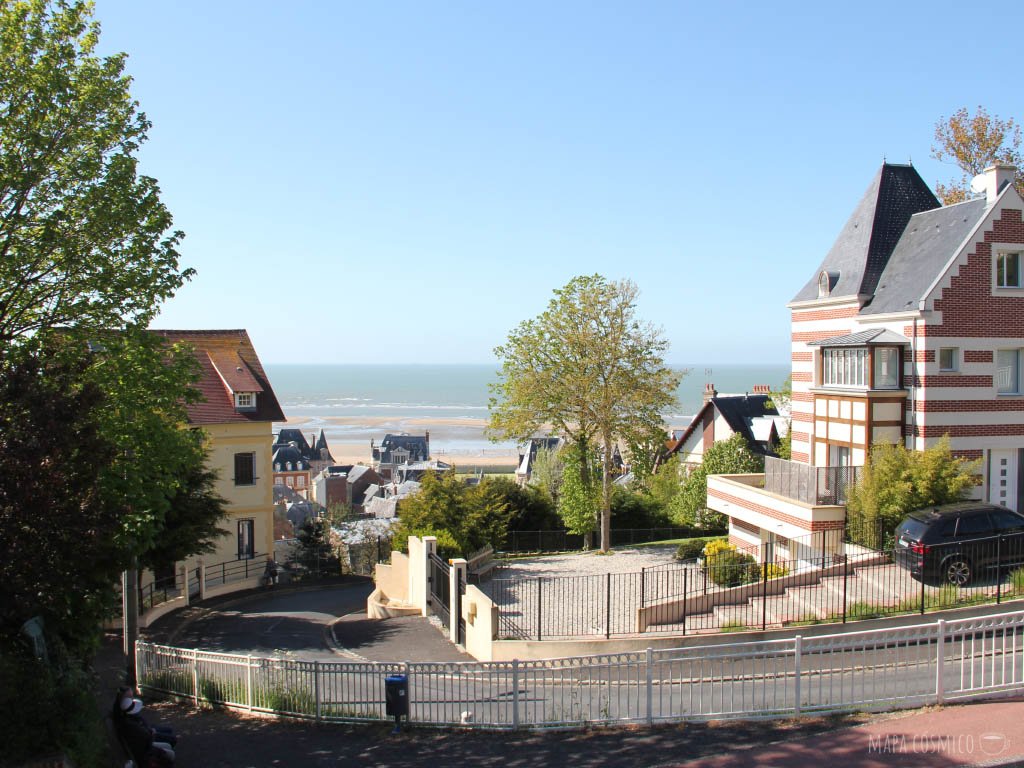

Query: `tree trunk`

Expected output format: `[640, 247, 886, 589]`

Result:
[600, 434, 612, 552]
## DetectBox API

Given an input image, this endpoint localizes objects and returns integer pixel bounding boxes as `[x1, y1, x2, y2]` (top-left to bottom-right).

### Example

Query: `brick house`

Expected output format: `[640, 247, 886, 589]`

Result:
[706, 163, 1024, 564]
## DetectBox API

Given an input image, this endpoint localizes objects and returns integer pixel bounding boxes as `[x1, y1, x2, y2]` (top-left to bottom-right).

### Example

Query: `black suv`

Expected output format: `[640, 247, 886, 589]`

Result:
[894, 502, 1024, 586]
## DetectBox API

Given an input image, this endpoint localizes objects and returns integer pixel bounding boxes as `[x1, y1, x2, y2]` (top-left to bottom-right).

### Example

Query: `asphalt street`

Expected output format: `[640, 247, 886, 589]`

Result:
[168, 581, 374, 660]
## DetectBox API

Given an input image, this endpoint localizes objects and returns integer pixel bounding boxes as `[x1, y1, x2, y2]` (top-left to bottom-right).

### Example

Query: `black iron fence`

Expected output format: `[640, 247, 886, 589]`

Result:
[484, 530, 1024, 640]
[502, 527, 719, 554]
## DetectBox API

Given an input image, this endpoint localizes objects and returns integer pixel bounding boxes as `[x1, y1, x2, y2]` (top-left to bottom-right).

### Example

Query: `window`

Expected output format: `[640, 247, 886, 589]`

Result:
[997, 252, 1022, 288]
[297, 476, 305, 488]
[234, 392, 255, 410]
[997, 349, 1021, 394]
[873, 346, 900, 389]
[285, 476, 294, 487]
[956, 513, 993, 538]
[237, 519, 255, 559]
[939, 347, 958, 372]
[818, 272, 830, 298]
[234, 452, 256, 485]
[822, 347, 868, 387]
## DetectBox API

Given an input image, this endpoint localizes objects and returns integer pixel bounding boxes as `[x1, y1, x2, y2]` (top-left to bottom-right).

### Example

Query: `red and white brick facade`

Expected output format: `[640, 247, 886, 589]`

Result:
[708, 163, 1024, 560]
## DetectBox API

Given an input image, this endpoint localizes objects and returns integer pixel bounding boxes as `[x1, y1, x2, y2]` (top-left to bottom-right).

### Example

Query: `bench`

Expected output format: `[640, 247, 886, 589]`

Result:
[467, 546, 499, 582]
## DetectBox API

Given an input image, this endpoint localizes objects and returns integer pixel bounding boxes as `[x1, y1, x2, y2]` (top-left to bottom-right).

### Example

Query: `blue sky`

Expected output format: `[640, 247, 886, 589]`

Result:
[93, 0, 1023, 365]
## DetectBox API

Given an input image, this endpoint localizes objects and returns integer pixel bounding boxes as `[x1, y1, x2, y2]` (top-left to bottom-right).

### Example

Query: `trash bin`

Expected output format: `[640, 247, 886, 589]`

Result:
[385, 674, 408, 718]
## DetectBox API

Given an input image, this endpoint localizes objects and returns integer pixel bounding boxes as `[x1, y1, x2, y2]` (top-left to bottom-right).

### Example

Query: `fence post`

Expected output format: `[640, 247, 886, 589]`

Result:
[842, 554, 849, 624]
[997, 536, 1003, 605]
[199, 563, 207, 600]
[935, 620, 946, 704]
[793, 635, 802, 716]
[605, 572, 612, 639]
[181, 563, 190, 607]
[920, 562, 927, 615]
[537, 578, 543, 642]
[450, 558, 468, 645]
[761, 563, 768, 631]
[646, 647, 654, 726]
[314, 659, 321, 722]
[404, 661, 412, 724]
[682, 569, 688, 636]
[512, 659, 520, 729]
[246, 655, 253, 711]
[640, 567, 646, 609]
[191, 648, 199, 708]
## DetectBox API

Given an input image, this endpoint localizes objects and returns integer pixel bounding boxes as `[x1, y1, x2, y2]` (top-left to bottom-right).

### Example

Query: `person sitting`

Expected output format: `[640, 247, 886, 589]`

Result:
[113, 690, 175, 766]
[264, 557, 280, 586]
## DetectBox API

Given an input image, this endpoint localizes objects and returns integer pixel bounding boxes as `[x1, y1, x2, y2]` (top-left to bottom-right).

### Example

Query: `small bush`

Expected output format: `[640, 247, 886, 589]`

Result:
[674, 539, 709, 561]
[761, 563, 789, 579]
[705, 543, 758, 587]
[702, 538, 732, 559]
[1011, 567, 1024, 593]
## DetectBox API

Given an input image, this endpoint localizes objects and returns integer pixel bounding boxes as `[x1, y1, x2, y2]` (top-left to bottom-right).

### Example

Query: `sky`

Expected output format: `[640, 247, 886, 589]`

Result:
[91, 0, 1024, 366]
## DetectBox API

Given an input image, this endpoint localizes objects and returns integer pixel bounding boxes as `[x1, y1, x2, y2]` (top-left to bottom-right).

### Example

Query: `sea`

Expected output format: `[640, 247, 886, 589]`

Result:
[266, 363, 789, 456]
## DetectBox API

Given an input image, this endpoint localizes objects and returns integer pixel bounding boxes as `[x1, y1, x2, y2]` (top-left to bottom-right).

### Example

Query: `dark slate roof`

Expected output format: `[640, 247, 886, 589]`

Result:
[373, 434, 430, 463]
[792, 164, 939, 303]
[860, 198, 988, 315]
[669, 394, 781, 458]
[153, 329, 286, 425]
[274, 428, 313, 459]
[347, 465, 372, 484]
[807, 329, 911, 347]
[272, 444, 307, 470]
[312, 429, 334, 461]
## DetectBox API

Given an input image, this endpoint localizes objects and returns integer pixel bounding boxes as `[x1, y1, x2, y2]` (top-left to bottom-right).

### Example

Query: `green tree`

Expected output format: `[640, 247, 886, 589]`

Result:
[0, 0, 188, 345]
[394, 472, 558, 556]
[846, 436, 980, 550]
[647, 454, 683, 513]
[557, 442, 599, 538]
[528, 446, 564, 507]
[669, 433, 762, 528]
[489, 275, 681, 551]
[623, 423, 670, 487]
[0, 340, 121, 655]
[931, 107, 1023, 205]
[292, 517, 340, 577]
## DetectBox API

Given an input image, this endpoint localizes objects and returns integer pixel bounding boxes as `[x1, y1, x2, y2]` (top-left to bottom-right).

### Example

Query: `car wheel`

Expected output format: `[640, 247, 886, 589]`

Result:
[944, 557, 972, 586]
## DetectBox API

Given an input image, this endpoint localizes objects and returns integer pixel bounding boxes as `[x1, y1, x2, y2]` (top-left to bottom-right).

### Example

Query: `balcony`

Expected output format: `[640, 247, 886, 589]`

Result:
[763, 456, 861, 506]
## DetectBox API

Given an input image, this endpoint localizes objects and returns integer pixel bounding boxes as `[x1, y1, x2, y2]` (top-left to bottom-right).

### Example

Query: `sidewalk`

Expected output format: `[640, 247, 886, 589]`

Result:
[673, 697, 1024, 768]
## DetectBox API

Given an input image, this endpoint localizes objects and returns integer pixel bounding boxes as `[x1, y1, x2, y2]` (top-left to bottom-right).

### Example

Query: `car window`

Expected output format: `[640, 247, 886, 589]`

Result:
[990, 509, 1024, 533]
[929, 517, 957, 539]
[955, 513, 993, 537]
[898, 518, 930, 540]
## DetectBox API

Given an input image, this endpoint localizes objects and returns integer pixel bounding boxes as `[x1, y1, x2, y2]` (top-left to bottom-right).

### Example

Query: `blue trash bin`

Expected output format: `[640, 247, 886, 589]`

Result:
[385, 674, 408, 717]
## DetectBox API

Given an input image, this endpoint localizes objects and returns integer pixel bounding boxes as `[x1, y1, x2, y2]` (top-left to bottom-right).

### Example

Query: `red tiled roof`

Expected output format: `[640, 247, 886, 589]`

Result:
[152, 329, 286, 425]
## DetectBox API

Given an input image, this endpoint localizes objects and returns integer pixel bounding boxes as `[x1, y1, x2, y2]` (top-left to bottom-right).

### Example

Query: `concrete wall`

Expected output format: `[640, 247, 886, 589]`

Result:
[374, 551, 410, 604]
[461, 585, 499, 661]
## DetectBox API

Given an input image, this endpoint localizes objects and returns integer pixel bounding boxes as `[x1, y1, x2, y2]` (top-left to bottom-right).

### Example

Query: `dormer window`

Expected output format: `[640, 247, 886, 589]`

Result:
[817, 270, 839, 298]
[235, 392, 256, 411]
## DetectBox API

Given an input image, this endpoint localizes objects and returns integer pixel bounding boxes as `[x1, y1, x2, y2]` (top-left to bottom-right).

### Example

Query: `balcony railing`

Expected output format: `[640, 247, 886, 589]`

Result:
[763, 456, 861, 506]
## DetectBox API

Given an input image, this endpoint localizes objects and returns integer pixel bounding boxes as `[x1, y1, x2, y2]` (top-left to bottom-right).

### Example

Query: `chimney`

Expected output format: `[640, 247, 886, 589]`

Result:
[703, 382, 717, 404]
[752, 384, 770, 394]
[984, 163, 1017, 205]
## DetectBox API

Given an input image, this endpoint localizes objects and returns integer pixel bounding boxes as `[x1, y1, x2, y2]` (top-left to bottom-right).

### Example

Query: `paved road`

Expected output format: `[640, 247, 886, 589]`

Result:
[169, 582, 374, 660]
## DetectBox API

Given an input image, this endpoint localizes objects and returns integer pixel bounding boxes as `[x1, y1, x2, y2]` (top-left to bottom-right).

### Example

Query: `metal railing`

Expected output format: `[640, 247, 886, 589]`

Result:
[502, 527, 718, 554]
[137, 609, 1024, 729]
[484, 530, 1024, 639]
[764, 456, 862, 506]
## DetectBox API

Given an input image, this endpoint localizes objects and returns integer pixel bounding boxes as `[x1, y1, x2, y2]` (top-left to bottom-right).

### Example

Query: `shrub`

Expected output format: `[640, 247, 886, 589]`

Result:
[704, 542, 758, 587]
[674, 539, 708, 561]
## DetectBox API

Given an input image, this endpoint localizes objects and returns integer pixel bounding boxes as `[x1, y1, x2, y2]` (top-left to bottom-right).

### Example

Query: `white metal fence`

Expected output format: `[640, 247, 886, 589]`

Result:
[136, 609, 1024, 729]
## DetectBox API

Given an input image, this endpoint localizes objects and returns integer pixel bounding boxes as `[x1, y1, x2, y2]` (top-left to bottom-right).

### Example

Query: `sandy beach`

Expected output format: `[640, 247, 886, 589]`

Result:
[277, 415, 520, 468]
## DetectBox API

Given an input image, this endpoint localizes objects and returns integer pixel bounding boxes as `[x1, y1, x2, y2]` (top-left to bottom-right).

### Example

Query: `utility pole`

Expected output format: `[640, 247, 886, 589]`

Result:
[123, 559, 138, 688]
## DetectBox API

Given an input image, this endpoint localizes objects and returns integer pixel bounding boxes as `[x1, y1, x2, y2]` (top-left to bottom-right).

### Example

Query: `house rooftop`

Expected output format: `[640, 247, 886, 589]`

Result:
[153, 329, 285, 425]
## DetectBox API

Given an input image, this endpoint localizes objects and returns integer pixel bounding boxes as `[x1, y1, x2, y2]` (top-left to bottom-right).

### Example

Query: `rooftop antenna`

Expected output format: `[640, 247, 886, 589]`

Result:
[704, 368, 713, 383]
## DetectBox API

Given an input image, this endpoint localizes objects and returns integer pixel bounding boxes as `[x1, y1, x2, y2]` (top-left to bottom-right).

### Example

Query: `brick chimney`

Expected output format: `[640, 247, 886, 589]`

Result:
[752, 384, 770, 394]
[703, 382, 717, 404]
[984, 163, 1017, 205]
